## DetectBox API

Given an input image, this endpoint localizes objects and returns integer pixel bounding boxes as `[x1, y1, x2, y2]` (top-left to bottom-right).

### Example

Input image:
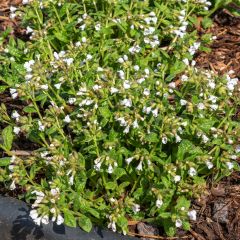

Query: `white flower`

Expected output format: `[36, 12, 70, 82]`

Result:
[133, 65, 140, 71]
[206, 161, 213, 169]
[152, 108, 159, 117]
[132, 120, 139, 129]
[107, 165, 114, 174]
[118, 70, 125, 79]
[180, 99, 187, 106]
[95, 23, 101, 31]
[235, 145, 240, 153]
[123, 80, 131, 89]
[123, 125, 130, 134]
[50, 188, 59, 196]
[10, 88, 18, 99]
[25, 74, 33, 80]
[143, 106, 152, 114]
[10, 13, 16, 19]
[202, 134, 209, 143]
[162, 137, 168, 144]
[69, 175, 74, 185]
[68, 98, 76, 104]
[126, 157, 134, 165]
[174, 175, 181, 182]
[208, 81, 216, 89]
[22, 0, 29, 5]
[175, 134, 182, 143]
[93, 84, 101, 91]
[209, 95, 217, 103]
[24, 60, 35, 72]
[118, 57, 124, 64]
[54, 83, 62, 89]
[63, 58, 73, 66]
[12, 111, 20, 121]
[132, 204, 140, 213]
[10, 181, 16, 190]
[143, 88, 150, 96]
[169, 82, 176, 89]
[210, 104, 218, 111]
[183, 58, 189, 65]
[156, 199, 163, 208]
[40, 84, 48, 90]
[188, 210, 197, 221]
[175, 219, 182, 228]
[226, 162, 234, 170]
[116, 117, 127, 127]
[197, 103, 205, 110]
[10, 6, 17, 12]
[56, 214, 64, 225]
[13, 126, 20, 135]
[108, 221, 116, 232]
[129, 45, 141, 54]
[41, 215, 49, 225]
[137, 77, 145, 84]
[64, 115, 71, 123]
[79, 24, 86, 30]
[110, 87, 119, 94]
[120, 98, 132, 108]
[144, 68, 150, 75]
[30, 210, 39, 220]
[38, 121, 45, 131]
[188, 167, 197, 177]
[144, 27, 155, 35]
[32, 190, 45, 197]
[75, 41, 81, 47]
[181, 75, 188, 82]
[136, 161, 143, 171]
[86, 54, 93, 61]
[10, 155, 16, 163]
[26, 26, 34, 34]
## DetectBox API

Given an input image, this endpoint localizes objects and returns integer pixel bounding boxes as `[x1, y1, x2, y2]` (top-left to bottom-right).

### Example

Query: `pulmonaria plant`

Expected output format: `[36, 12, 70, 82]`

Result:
[0, 0, 239, 237]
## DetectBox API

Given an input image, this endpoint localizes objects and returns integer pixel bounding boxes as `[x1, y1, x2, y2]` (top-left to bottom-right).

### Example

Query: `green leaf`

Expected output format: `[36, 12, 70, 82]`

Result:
[176, 196, 190, 210]
[99, 106, 111, 119]
[23, 106, 37, 113]
[183, 221, 191, 231]
[116, 216, 128, 228]
[2, 126, 13, 151]
[0, 157, 11, 167]
[78, 214, 92, 232]
[105, 181, 117, 190]
[63, 209, 76, 228]
[145, 132, 159, 143]
[196, 119, 216, 133]
[159, 212, 171, 219]
[163, 219, 176, 237]
[177, 140, 195, 161]
[113, 168, 126, 180]
[0, 86, 8, 93]
[87, 208, 100, 219]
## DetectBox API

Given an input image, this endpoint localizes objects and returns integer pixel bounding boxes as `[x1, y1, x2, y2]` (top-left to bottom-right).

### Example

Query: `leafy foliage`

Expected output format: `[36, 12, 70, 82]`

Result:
[0, 0, 239, 237]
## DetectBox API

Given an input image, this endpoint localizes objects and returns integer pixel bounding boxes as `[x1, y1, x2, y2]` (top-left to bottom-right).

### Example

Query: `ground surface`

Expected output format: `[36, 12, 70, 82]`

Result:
[0, 2, 239, 240]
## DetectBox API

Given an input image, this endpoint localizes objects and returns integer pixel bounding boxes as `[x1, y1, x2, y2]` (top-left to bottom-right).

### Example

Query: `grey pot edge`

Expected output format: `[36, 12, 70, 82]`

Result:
[0, 195, 137, 240]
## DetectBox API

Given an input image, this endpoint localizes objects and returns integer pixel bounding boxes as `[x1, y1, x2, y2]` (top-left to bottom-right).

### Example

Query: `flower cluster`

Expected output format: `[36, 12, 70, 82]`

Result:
[0, 0, 239, 237]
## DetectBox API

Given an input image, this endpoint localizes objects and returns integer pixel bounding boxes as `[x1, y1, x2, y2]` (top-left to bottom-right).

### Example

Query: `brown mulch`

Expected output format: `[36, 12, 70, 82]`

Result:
[195, 8, 240, 77]
[0, 2, 240, 240]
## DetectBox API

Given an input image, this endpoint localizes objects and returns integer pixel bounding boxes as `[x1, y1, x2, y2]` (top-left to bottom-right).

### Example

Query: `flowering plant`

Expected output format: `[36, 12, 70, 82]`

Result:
[0, 0, 239, 237]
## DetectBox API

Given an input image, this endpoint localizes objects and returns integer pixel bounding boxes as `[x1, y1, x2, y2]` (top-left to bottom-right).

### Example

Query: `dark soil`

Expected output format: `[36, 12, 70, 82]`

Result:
[0, 2, 239, 240]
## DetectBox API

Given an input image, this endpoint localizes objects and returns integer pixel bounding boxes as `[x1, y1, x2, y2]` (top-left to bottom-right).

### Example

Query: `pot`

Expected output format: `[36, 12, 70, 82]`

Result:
[0, 195, 137, 240]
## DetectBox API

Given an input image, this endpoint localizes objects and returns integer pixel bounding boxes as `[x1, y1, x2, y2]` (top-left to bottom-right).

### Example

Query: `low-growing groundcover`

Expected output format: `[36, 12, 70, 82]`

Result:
[0, 0, 239, 237]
